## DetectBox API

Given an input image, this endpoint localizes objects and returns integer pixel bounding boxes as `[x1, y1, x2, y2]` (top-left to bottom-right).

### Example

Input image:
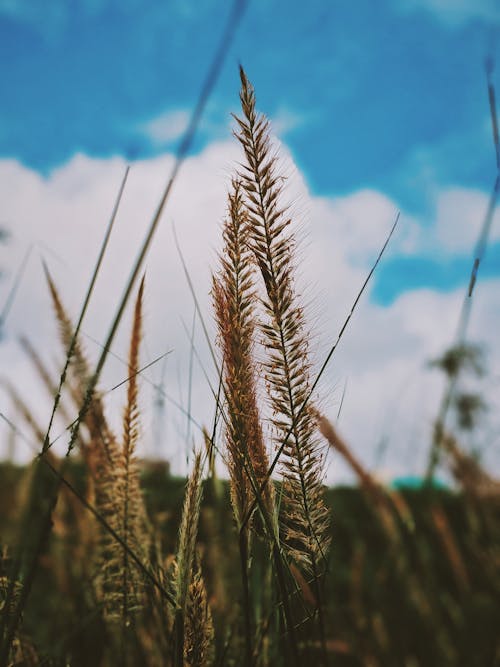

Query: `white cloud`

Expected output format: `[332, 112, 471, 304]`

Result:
[140, 110, 191, 146]
[434, 187, 500, 252]
[0, 141, 499, 484]
[307, 189, 419, 266]
[347, 185, 500, 258]
[270, 108, 307, 136]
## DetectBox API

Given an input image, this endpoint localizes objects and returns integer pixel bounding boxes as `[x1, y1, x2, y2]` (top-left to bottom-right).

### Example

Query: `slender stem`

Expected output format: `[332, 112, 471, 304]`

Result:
[272, 545, 299, 667]
[311, 560, 329, 667]
[239, 529, 253, 667]
[173, 609, 185, 667]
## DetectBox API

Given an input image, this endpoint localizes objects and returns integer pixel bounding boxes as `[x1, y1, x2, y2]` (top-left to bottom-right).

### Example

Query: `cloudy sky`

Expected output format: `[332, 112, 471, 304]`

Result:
[1, 0, 499, 482]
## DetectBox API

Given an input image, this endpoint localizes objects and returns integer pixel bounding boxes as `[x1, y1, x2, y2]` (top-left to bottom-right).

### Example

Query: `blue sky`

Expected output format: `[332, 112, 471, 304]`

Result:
[1, 0, 499, 305]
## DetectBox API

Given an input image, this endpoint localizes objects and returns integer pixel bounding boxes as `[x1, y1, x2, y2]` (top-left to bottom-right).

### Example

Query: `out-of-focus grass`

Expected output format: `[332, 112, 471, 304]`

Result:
[1, 462, 499, 666]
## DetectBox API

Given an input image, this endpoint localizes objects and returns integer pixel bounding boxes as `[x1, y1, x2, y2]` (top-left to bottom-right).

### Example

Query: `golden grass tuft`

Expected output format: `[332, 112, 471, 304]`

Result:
[184, 561, 214, 667]
[234, 67, 330, 577]
[99, 278, 151, 625]
[212, 179, 275, 530]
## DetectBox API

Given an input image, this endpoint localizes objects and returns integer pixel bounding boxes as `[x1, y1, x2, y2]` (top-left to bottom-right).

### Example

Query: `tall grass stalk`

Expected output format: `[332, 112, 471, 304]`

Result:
[233, 67, 330, 663]
[171, 451, 207, 666]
